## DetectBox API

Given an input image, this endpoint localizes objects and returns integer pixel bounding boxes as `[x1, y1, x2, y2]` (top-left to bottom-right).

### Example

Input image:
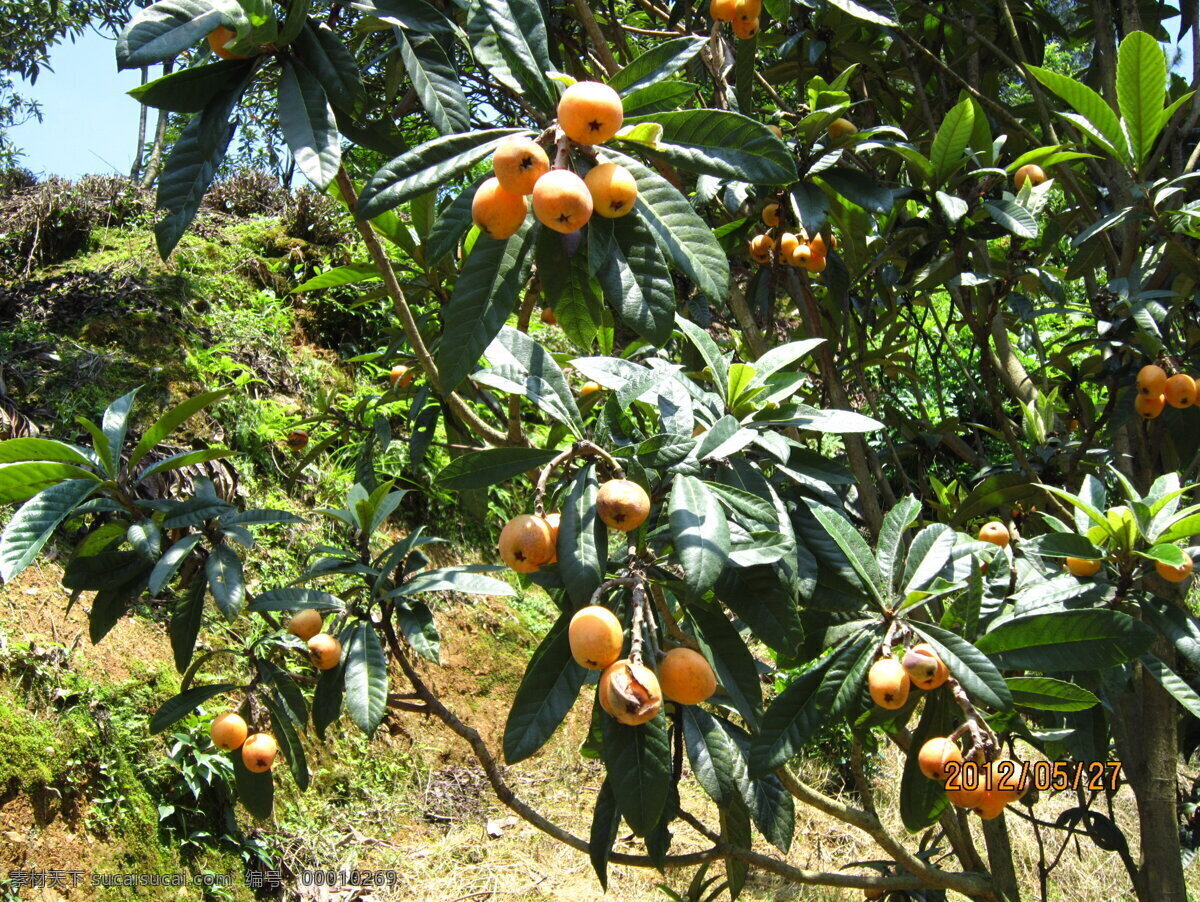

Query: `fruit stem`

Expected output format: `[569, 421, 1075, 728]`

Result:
[947, 676, 998, 759]
[554, 133, 572, 170]
[649, 582, 698, 649]
[629, 580, 650, 667]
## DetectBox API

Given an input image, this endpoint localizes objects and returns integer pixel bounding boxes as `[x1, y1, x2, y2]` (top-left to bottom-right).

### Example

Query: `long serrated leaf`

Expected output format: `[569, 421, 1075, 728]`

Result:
[669, 475, 730, 594]
[130, 388, 231, 469]
[560, 464, 604, 607]
[0, 480, 98, 582]
[278, 56, 341, 189]
[600, 711, 671, 835]
[621, 110, 796, 184]
[909, 622, 1011, 709]
[150, 682, 239, 733]
[436, 447, 558, 490]
[502, 610, 587, 763]
[117, 0, 227, 69]
[293, 19, 364, 112]
[806, 501, 884, 605]
[206, 543, 245, 621]
[344, 621, 388, 736]
[975, 609, 1156, 671]
[397, 29, 471, 135]
[1116, 31, 1167, 167]
[595, 211, 675, 346]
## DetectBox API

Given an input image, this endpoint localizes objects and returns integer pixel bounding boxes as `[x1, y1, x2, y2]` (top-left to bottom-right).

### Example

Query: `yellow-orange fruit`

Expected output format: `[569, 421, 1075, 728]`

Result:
[569, 605, 624, 670]
[827, 117, 857, 141]
[788, 243, 813, 268]
[532, 169, 593, 234]
[1156, 553, 1194, 583]
[540, 307, 557, 325]
[978, 521, 1010, 547]
[207, 26, 248, 59]
[498, 514, 556, 573]
[1066, 557, 1102, 577]
[584, 162, 637, 218]
[1014, 164, 1046, 190]
[597, 663, 617, 715]
[778, 232, 800, 259]
[1135, 392, 1166, 419]
[581, 381, 603, 397]
[917, 736, 963, 781]
[210, 712, 248, 751]
[749, 233, 774, 263]
[601, 659, 662, 725]
[734, 0, 761, 23]
[945, 763, 988, 810]
[285, 430, 309, 452]
[659, 647, 717, 705]
[864, 890, 884, 901]
[1165, 373, 1197, 408]
[710, 0, 738, 20]
[731, 15, 759, 38]
[991, 761, 1030, 803]
[868, 658, 910, 709]
[472, 176, 527, 240]
[903, 643, 949, 690]
[287, 608, 324, 641]
[1137, 364, 1167, 396]
[596, 479, 651, 532]
[809, 232, 837, 255]
[543, 512, 560, 564]
[557, 81, 624, 145]
[762, 202, 781, 227]
[241, 733, 278, 773]
[307, 633, 342, 670]
[492, 137, 550, 195]
[768, 125, 783, 138]
[390, 364, 415, 388]
[804, 252, 828, 274]
[976, 788, 1009, 820]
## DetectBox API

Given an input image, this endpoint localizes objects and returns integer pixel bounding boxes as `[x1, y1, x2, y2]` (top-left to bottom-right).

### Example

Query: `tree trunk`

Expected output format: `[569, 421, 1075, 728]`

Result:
[139, 60, 174, 188]
[130, 66, 149, 180]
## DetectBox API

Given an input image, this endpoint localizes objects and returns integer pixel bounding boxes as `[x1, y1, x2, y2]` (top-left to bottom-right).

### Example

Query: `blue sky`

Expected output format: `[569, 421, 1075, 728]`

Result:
[9, 19, 1196, 179]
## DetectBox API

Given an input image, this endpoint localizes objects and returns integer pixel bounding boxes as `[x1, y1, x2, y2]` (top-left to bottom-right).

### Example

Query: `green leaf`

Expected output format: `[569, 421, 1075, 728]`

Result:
[610, 35, 707, 94]
[1027, 65, 1129, 163]
[683, 706, 750, 810]
[950, 473, 1039, 529]
[291, 263, 381, 294]
[600, 151, 728, 303]
[205, 543, 245, 621]
[595, 211, 675, 346]
[876, 496, 921, 596]
[621, 110, 796, 184]
[393, 565, 514, 597]
[437, 221, 535, 391]
[816, 169, 895, 214]
[560, 464, 605, 608]
[261, 691, 310, 790]
[901, 523, 955, 595]
[127, 520, 163, 560]
[589, 778, 622, 890]
[600, 711, 671, 836]
[1007, 676, 1099, 712]
[675, 315, 730, 399]
[116, 0, 227, 69]
[479, 0, 555, 112]
[101, 388, 140, 464]
[436, 447, 558, 490]
[825, 0, 897, 26]
[138, 448, 232, 483]
[503, 610, 587, 764]
[293, 20, 364, 112]
[248, 588, 345, 611]
[488, 326, 585, 435]
[313, 657, 345, 740]
[150, 682, 238, 733]
[622, 81, 699, 116]
[1140, 653, 1200, 719]
[424, 176, 485, 264]
[0, 438, 96, 468]
[130, 388, 231, 469]
[909, 622, 1011, 709]
[748, 654, 834, 777]
[975, 610, 1156, 671]
[0, 462, 99, 506]
[722, 797, 752, 899]
[929, 98, 974, 185]
[1116, 31, 1167, 167]
[129, 58, 256, 112]
[343, 621, 388, 736]
[670, 476, 730, 594]
[397, 601, 440, 662]
[806, 502, 884, 605]
[397, 30, 471, 135]
[983, 198, 1038, 239]
[1139, 543, 1190, 567]
[170, 574, 207, 672]
[687, 601, 762, 728]
[539, 229, 603, 349]
[231, 746, 274, 819]
[0, 480, 98, 582]
[357, 128, 523, 220]
[151, 534, 202, 596]
[278, 57, 341, 190]
[356, 0, 455, 33]
[1025, 532, 1105, 560]
[899, 688, 951, 831]
[713, 565, 804, 657]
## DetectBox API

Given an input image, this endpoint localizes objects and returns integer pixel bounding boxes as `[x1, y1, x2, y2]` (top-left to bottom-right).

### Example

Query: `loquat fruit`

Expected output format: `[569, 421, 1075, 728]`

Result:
[749, 233, 774, 263]
[532, 169, 593, 234]
[584, 162, 637, 218]
[1066, 557, 1102, 577]
[1156, 553, 1194, 583]
[804, 252, 828, 273]
[389, 364, 415, 389]
[557, 81, 624, 145]
[596, 479, 651, 532]
[778, 232, 800, 260]
[1165, 373, 1197, 408]
[472, 176, 527, 240]
[285, 430, 309, 452]
[207, 25, 248, 60]
[710, 0, 737, 19]
[902, 643, 949, 690]
[581, 381, 604, 397]
[808, 232, 837, 255]
[658, 647, 717, 705]
[241, 732, 279, 773]
[734, 0, 761, 23]
[498, 513, 556, 573]
[1014, 164, 1046, 190]
[762, 202, 781, 227]
[868, 657, 910, 709]
[1137, 364, 1167, 396]
[210, 712, 248, 751]
[731, 15, 759, 38]
[978, 521, 1010, 547]
[601, 659, 662, 725]
[492, 137, 550, 196]
[569, 605, 624, 670]
[540, 307, 557, 325]
[944, 764, 988, 811]
[307, 632, 342, 670]
[1135, 393, 1166, 419]
[788, 243, 813, 268]
[827, 117, 858, 141]
[917, 736, 963, 781]
[287, 608, 324, 642]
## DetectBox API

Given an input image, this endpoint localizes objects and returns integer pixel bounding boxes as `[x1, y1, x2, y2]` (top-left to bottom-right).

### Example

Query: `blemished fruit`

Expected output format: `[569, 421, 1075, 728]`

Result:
[749, 234, 774, 263]
[498, 514, 556, 573]
[389, 364, 415, 388]
[1014, 164, 1047, 189]
[557, 81, 624, 145]
[1164, 373, 1197, 408]
[285, 430, 309, 451]
[762, 203, 781, 227]
[778, 232, 800, 259]
[471, 177, 527, 240]
[532, 169, 593, 233]
[241, 733, 279, 773]
[584, 162, 637, 218]
[827, 117, 858, 141]
[596, 479, 651, 532]
[540, 307, 557, 325]
[569, 605, 624, 670]
[210, 712, 248, 751]
[1137, 364, 1168, 396]
[1066, 557, 1102, 577]
[659, 647, 717, 705]
[287, 608, 324, 641]
[903, 643, 949, 690]
[734, 0, 761, 22]
[597, 664, 617, 715]
[207, 26, 248, 59]
[581, 381, 603, 397]
[868, 658, 910, 709]
[918, 736, 963, 781]
[1135, 393, 1166, 419]
[601, 659, 662, 725]
[307, 633, 342, 670]
[731, 15, 759, 38]
[978, 521, 1010, 547]
[710, 0, 738, 18]
[543, 512, 560, 564]
[1156, 553, 1194, 583]
[492, 137, 550, 195]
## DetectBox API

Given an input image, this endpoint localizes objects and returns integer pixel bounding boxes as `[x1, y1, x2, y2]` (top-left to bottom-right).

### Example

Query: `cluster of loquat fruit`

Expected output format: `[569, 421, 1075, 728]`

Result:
[471, 83, 637, 240]
[1134, 363, 1197, 419]
[207, 609, 342, 774]
[708, 0, 762, 39]
[748, 203, 837, 274]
